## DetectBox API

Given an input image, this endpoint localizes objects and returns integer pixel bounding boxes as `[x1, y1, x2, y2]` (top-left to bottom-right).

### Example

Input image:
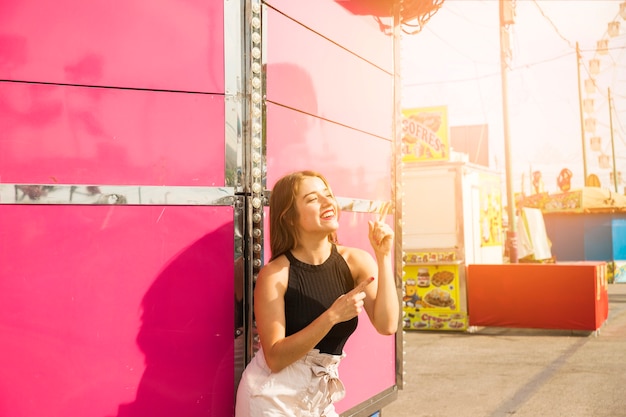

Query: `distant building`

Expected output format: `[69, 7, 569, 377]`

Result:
[450, 124, 489, 167]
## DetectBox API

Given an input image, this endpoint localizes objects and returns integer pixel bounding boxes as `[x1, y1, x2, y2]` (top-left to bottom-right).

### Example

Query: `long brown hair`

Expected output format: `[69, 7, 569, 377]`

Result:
[268, 171, 338, 261]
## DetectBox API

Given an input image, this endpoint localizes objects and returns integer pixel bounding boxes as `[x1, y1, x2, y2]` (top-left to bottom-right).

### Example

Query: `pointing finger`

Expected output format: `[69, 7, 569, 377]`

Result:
[352, 277, 375, 294]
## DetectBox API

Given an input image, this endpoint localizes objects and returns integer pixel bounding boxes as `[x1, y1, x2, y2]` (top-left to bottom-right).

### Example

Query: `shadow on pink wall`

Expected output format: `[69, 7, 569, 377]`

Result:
[110, 223, 237, 417]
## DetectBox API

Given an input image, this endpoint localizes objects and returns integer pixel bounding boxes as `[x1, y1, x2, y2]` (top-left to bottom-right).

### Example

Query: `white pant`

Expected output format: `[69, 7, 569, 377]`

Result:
[235, 348, 346, 417]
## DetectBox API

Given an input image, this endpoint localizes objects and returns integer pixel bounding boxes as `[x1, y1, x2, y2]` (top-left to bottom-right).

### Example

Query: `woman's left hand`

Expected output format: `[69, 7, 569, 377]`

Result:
[368, 202, 394, 256]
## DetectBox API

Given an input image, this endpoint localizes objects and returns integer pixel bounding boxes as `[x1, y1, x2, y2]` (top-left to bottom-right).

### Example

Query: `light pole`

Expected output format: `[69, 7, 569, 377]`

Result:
[576, 42, 589, 183]
[499, 0, 518, 263]
[608, 88, 618, 192]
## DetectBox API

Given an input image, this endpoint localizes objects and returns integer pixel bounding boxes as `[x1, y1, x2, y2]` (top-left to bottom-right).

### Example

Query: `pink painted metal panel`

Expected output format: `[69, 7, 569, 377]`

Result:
[334, 213, 396, 413]
[0, 0, 224, 93]
[265, 104, 392, 202]
[266, 0, 394, 73]
[0, 205, 235, 417]
[0, 82, 224, 186]
[265, 9, 393, 139]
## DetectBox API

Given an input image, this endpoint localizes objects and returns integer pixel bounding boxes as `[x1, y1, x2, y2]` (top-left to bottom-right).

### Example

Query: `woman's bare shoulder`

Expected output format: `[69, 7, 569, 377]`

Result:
[336, 244, 371, 264]
[257, 254, 290, 284]
[336, 245, 377, 283]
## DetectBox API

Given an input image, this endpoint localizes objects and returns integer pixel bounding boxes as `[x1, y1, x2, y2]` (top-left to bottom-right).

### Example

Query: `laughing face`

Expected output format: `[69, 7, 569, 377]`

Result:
[294, 176, 339, 237]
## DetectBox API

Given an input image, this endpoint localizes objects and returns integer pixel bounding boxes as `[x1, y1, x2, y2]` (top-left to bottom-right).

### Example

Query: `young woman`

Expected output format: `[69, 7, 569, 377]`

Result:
[235, 170, 399, 416]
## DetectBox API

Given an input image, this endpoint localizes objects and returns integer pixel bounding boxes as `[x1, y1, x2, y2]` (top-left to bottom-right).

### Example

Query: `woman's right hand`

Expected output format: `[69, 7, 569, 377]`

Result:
[327, 277, 374, 323]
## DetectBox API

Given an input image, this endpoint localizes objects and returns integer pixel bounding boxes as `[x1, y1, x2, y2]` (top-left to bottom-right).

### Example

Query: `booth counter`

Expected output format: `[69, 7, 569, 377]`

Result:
[467, 263, 609, 332]
[522, 187, 626, 283]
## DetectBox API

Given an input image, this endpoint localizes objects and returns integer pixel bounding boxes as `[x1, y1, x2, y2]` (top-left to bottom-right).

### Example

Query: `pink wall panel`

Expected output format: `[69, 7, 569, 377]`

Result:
[0, 0, 224, 93]
[265, 9, 393, 139]
[265, 103, 392, 202]
[0, 205, 236, 417]
[334, 213, 397, 414]
[265, 0, 394, 73]
[0, 82, 224, 186]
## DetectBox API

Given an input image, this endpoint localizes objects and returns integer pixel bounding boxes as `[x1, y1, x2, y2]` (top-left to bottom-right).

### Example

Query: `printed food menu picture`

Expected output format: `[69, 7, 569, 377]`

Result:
[402, 264, 467, 331]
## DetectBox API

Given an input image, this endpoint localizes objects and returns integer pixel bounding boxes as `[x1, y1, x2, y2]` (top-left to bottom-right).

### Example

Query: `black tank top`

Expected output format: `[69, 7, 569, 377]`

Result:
[284, 245, 358, 355]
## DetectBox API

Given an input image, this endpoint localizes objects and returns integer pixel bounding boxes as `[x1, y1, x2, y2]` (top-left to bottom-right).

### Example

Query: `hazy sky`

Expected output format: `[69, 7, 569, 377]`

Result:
[402, 0, 626, 193]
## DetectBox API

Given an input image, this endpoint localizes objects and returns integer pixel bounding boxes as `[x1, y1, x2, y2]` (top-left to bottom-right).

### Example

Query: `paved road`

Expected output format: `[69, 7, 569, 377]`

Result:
[381, 284, 626, 417]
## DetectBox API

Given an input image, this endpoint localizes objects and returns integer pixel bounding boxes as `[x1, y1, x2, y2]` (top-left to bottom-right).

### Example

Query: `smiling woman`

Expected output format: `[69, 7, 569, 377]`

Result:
[234, 170, 399, 417]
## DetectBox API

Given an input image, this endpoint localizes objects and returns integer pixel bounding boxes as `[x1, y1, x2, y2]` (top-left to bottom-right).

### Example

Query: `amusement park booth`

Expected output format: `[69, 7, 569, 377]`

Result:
[524, 187, 626, 283]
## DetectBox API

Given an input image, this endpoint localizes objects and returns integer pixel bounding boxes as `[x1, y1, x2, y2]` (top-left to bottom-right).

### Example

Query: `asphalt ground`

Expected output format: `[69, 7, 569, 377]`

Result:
[381, 283, 626, 417]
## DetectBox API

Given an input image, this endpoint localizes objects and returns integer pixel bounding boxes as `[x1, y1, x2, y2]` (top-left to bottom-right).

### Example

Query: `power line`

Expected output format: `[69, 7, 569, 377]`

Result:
[421, 25, 499, 66]
[531, 0, 575, 49]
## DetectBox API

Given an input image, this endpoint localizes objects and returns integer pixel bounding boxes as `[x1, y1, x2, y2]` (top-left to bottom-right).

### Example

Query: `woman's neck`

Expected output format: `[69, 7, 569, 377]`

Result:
[291, 239, 333, 265]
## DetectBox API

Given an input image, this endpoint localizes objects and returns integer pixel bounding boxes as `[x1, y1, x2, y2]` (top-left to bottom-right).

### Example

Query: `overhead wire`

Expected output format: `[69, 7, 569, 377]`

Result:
[531, 0, 575, 49]
[403, 0, 625, 183]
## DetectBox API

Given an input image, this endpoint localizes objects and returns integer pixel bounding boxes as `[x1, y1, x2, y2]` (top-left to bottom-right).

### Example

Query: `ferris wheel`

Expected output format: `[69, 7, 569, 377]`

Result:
[578, 3, 626, 192]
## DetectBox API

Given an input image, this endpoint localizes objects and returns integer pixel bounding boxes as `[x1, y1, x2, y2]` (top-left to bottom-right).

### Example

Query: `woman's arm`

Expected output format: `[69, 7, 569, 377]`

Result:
[367, 216, 400, 334]
[341, 217, 399, 335]
[254, 258, 372, 373]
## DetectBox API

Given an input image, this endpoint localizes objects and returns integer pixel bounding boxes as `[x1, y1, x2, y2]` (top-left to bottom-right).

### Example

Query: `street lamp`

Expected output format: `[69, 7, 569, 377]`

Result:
[499, 0, 517, 263]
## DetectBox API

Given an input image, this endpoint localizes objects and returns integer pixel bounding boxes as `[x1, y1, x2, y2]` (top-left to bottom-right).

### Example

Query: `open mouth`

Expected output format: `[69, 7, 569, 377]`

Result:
[321, 209, 335, 220]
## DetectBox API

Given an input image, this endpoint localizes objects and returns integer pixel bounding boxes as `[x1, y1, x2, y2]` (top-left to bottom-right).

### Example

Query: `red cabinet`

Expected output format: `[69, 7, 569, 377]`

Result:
[467, 263, 609, 332]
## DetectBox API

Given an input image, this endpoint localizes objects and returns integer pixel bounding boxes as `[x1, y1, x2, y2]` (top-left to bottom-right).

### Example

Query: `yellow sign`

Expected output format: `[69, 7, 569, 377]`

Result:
[401, 106, 449, 162]
[479, 173, 503, 247]
[402, 264, 467, 331]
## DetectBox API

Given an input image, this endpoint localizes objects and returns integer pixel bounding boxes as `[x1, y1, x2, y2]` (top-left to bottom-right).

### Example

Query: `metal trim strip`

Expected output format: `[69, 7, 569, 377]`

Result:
[0, 184, 236, 206]
[339, 386, 398, 417]
[225, 0, 245, 190]
[0, 183, 391, 214]
[335, 197, 393, 214]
